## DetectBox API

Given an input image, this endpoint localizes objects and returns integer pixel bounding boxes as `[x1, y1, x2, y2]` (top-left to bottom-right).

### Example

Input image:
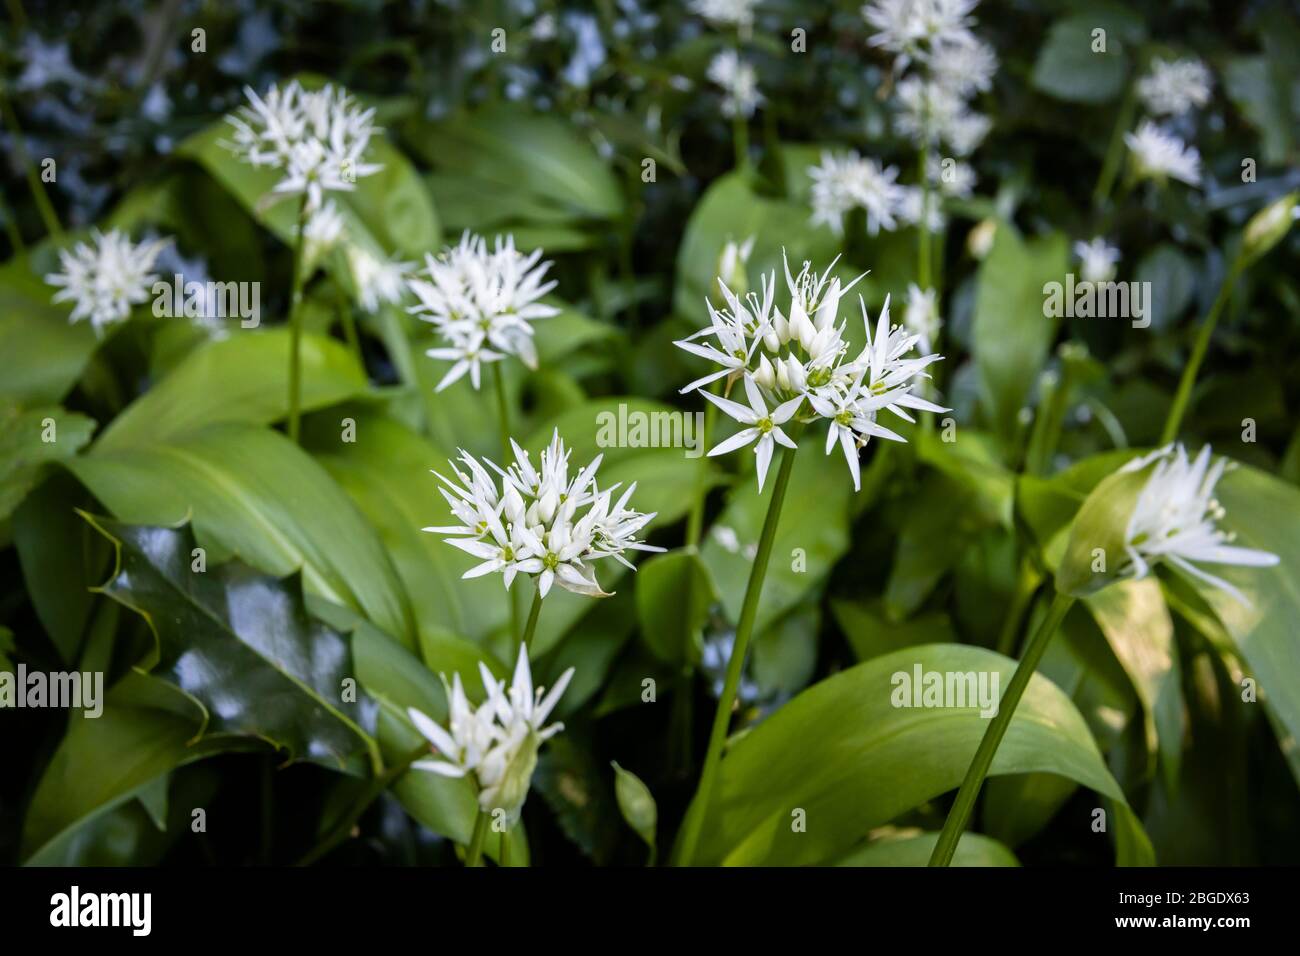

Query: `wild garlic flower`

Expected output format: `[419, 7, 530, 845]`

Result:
[903, 283, 941, 354]
[223, 80, 383, 212]
[897, 185, 946, 232]
[303, 200, 345, 255]
[1125, 121, 1201, 186]
[1075, 237, 1120, 284]
[1119, 444, 1278, 605]
[690, 0, 757, 33]
[676, 253, 946, 491]
[808, 150, 906, 236]
[347, 246, 414, 313]
[926, 154, 976, 197]
[894, 76, 991, 156]
[45, 229, 171, 333]
[928, 33, 998, 98]
[862, 0, 979, 68]
[1138, 57, 1212, 118]
[424, 430, 663, 598]
[409, 232, 560, 391]
[409, 645, 574, 820]
[707, 50, 763, 119]
[717, 236, 755, 292]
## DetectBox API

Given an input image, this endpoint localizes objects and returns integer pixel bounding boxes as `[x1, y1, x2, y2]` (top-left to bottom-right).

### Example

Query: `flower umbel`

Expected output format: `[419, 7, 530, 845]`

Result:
[424, 429, 664, 598]
[1120, 444, 1278, 605]
[45, 229, 171, 333]
[1125, 120, 1201, 187]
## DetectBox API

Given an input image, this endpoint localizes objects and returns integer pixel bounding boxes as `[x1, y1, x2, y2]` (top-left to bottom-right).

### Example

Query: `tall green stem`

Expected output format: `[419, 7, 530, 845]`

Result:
[676, 421, 805, 866]
[1160, 261, 1242, 445]
[286, 197, 309, 444]
[917, 146, 932, 291]
[1092, 82, 1138, 210]
[929, 591, 1075, 866]
[732, 112, 749, 172]
[519, 585, 544, 652]
[336, 283, 363, 367]
[465, 808, 490, 867]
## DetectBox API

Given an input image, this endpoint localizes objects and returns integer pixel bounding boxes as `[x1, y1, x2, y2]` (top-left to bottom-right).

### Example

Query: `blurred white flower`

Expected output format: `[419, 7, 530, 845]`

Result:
[303, 199, 345, 255]
[1125, 120, 1201, 186]
[863, 0, 979, 67]
[929, 33, 998, 97]
[903, 283, 941, 354]
[424, 430, 663, 598]
[707, 50, 763, 118]
[897, 185, 946, 231]
[926, 154, 976, 197]
[808, 150, 906, 235]
[347, 246, 414, 313]
[717, 236, 756, 291]
[409, 232, 560, 391]
[45, 229, 171, 333]
[691, 0, 757, 33]
[223, 80, 383, 212]
[1120, 444, 1278, 605]
[894, 75, 991, 155]
[1138, 57, 1212, 118]
[1074, 237, 1120, 283]
[677, 252, 946, 490]
[409, 645, 574, 820]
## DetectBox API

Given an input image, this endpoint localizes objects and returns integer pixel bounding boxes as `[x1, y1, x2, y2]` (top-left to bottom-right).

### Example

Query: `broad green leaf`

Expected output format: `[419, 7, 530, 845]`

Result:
[1224, 56, 1295, 166]
[94, 330, 367, 454]
[689, 643, 1149, 866]
[0, 255, 99, 405]
[836, 830, 1019, 867]
[1056, 463, 1150, 596]
[611, 761, 657, 852]
[304, 408, 509, 646]
[0, 401, 95, 522]
[21, 672, 260, 862]
[1031, 15, 1133, 104]
[1017, 448, 1135, 569]
[68, 423, 416, 646]
[1133, 244, 1196, 332]
[886, 472, 988, 619]
[972, 226, 1068, 446]
[832, 598, 956, 661]
[85, 515, 377, 772]
[1187, 464, 1300, 787]
[635, 549, 715, 666]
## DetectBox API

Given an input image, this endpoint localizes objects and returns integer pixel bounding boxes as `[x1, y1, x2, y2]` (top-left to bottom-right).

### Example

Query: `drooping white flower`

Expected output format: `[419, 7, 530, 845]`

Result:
[347, 246, 414, 313]
[808, 150, 906, 236]
[902, 283, 941, 354]
[1138, 57, 1212, 118]
[223, 80, 383, 212]
[1074, 237, 1120, 283]
[677, 252, 947, 490]
[424, 430, 663, 598]
[1119, 444, 1278, 605]
[690, 0, 758, 32]
[409, 232, 560, 391]
[1125, 120, 1201, 186]
[707, 50, 763, 119]
[45, 229, 171, 333]
[409, 645, 574, 821]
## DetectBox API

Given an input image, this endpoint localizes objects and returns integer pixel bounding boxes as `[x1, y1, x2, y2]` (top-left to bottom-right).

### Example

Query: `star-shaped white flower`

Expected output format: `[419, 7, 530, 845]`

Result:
[703, 375, 803, 492]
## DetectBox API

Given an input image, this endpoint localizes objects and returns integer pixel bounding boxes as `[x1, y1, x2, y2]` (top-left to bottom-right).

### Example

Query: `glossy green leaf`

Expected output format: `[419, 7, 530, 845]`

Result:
[836, 830, 1019, 867]
[1031, 14, 1135, 104]
[94, 330, 367, 454]
[68, 423, 416, 646]
[635, 549, 715, 666]
[0, 256, 100, 405]
[85, 515, 377, 772]
[688, 643, 1148, 866]
[611, 761, 657, 851]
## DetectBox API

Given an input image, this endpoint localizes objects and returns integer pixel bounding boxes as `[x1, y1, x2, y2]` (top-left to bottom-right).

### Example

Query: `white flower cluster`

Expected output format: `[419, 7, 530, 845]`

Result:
[902, 283, 941, 355]
[1138, 57, 1212, 118]
[223, 80, 383, 213]
[408, 645, 574, 821]
[676, 253, 946, 491]
[1125, 120, 1201, 187]
[424, 430, 664, 598]
[1120, 444, 1277, 605]
[408, 232, 560, 391]
[1074, 237, 1121, 283]
[690, 0, 757, 33]
[863, 0, 996, 156]
[45, 229, 171, 333]
[707, 50, 764, 119]
[347, 246, 414, 313]
[808, 150, 906, 236]
[1124, 58, 1211, 189]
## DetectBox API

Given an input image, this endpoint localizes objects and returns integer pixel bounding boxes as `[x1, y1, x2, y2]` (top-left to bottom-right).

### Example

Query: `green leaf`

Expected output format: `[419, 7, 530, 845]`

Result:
[94, 330, 367, 454]
[1224, 56, 1296, 166]
[1133, 245, 1196, 332]
[1055, 462, 1150, 597]
[832, 598, 956, 661]
[836, 830, 1019, 867]
[21, 672, 260, 862]
[611, 761, 657, 851]
[635, 549, 715, 666]
[1031, 15, 1132, 104]
[68, 423, 416, 646]
[84, 514, 378, 772]
[405, 107, 623, 221]
[0, 256, 100, 405]
[1185, 464, 1300, 788]
[0, 401, 95, 522]
[702, 446, 852, 636]
[973, 225, 1069, 446]
[689, 643, 1148, 866]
